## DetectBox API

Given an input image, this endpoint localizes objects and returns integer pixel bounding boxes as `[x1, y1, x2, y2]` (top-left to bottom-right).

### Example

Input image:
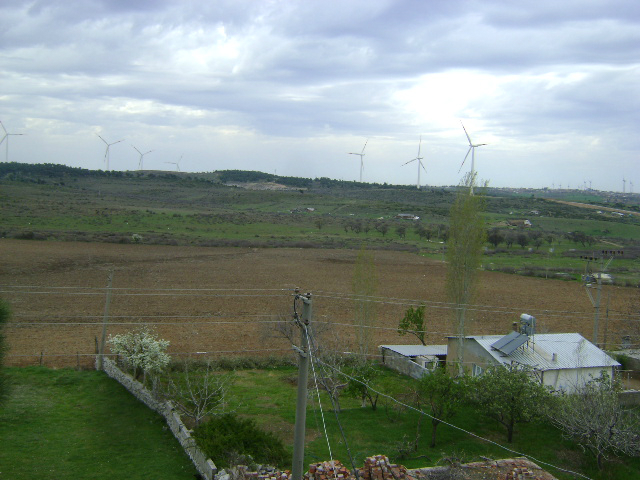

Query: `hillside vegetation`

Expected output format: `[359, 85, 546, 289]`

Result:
[2, 162, 640, 285]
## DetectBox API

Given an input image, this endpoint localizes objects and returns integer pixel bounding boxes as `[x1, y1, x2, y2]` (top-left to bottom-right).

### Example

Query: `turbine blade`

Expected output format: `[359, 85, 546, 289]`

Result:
[420, 160, 427, 173]
[97, 134, 108, 145]
[458, 147, 472, 173]
[132, 145, 142, 155]
[417, 135, 422, 157]
[403, 158, 417, 166]
[361, 138, 368, 154]
[0, 122, 7, 135]
[460, 121, 473, 146]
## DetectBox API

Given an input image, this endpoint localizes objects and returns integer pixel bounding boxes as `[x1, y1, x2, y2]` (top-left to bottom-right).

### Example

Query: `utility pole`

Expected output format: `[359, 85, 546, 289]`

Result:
[97, 269, 113, 370]
[582, 251, 620, 346]
[292, 290, 312, 480]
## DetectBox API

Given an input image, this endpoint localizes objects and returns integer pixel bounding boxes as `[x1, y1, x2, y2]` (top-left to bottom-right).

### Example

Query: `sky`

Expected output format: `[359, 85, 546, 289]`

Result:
[1, 0, 638, 191]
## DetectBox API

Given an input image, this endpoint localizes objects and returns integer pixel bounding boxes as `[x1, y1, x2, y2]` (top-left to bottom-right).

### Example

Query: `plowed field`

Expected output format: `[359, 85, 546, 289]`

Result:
[1, 239, 636, 368]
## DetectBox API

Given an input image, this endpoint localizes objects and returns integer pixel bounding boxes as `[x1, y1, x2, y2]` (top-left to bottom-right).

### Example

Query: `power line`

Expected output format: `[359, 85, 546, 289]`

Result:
[3, 285, 638, 321]
[313, 356, 593, 480]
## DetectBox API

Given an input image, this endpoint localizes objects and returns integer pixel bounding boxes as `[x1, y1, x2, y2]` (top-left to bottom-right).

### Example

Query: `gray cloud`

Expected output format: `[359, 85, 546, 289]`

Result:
[0, 0, 638, 189]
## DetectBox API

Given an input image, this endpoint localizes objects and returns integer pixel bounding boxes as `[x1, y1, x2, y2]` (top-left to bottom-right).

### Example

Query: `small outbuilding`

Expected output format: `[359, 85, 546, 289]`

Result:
[379, 344, 447, 379]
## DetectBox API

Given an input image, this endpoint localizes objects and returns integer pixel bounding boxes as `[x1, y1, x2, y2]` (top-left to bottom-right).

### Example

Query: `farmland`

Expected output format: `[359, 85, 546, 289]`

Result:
[1, 163, 640, 368]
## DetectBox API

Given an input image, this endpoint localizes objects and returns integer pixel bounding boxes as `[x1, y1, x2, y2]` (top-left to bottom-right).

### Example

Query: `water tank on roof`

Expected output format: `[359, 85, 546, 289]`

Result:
[520, 314, 536, 336]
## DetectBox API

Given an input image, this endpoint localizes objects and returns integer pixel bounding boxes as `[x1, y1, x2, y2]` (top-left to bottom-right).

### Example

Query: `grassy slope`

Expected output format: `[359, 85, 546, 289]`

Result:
[228, 365, 639, 480]
[0, 367, 198, 480]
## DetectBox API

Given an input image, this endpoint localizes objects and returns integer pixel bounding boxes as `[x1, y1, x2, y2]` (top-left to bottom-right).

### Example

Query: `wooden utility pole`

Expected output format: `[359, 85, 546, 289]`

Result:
[292, 291, 312, 480]
[97, 269, 113, 370]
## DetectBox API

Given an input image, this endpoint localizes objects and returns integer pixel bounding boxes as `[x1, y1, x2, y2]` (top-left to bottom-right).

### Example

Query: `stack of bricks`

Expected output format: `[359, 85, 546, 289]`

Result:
[306, 460, 351, 480]
[303, 456, 414, 480]
[231, 465, 291, 480]
[505, 466, 535, 480]
[357, 455, 416, 480]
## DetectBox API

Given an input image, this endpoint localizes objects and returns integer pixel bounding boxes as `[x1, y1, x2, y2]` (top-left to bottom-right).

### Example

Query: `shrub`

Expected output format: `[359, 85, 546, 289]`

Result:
[193, 413, 288, 469]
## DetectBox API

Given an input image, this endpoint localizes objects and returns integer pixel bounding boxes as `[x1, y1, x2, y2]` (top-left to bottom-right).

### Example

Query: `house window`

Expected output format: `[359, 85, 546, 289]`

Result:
[472, 364, 484, 377]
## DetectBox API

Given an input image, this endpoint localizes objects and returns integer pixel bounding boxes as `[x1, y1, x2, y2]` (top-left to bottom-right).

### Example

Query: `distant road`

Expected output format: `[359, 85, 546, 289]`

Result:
[546, 199, 640, 218]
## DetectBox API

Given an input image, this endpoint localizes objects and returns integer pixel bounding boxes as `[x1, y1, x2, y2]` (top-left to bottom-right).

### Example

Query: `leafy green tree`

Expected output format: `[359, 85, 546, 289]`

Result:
[446, 174, 486, 374]
[397, 305, 427, 346]
[487, 228, 504, 248]
[418, 368, 467, 447]
[344, 360, 380, 410]
[516, 232, 529, 249]
[549, 373, 640, 470]
[468, 364, 552, 442]
[0, 299, 10, 405]
[375, 221, 389, 237]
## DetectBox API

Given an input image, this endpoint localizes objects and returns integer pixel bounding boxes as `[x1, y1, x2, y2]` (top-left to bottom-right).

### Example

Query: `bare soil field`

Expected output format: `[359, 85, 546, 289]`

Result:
[1, 239, 636, 368]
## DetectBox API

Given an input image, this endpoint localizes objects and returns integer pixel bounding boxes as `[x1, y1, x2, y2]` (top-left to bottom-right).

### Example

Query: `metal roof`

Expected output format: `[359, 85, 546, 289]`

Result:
[469, 333, 621, 371]
[380, 345, 448, 357]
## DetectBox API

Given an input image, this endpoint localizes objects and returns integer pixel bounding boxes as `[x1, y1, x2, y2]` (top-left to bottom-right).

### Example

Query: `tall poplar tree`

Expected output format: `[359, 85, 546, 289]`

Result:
[446, 174, 486, 375]
[0, 299, 10, 406]
[352, 246, 377, 357]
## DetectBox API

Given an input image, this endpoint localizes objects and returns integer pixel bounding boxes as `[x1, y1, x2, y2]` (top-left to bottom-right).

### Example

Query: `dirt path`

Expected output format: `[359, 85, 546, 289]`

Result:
[1, 239, 636, 367]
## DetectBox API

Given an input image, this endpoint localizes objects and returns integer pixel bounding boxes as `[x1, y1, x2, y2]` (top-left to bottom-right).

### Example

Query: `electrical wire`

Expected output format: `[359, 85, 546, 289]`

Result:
[313, 357, 594, 480]
[3, 284, 639, 322]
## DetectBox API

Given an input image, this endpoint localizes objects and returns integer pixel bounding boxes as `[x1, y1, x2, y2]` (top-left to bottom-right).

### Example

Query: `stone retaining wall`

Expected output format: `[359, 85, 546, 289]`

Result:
[99, 357, 217, 480]
[620, 389, 640, 406]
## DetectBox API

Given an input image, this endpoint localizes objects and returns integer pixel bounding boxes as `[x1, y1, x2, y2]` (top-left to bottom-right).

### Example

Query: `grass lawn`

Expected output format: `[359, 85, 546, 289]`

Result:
[189, 363, 640, 480]
[0, 367, 198, 480]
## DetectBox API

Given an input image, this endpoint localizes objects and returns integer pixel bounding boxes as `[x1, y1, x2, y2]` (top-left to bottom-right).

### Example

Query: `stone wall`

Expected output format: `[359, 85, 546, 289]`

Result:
[99, 357, 217, 480]
[620, 389, 640, 406]
[380, 349, 428, 380]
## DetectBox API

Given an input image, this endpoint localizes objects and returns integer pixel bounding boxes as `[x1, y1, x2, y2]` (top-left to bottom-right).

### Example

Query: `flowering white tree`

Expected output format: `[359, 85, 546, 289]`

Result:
[108, 328, 171, 382]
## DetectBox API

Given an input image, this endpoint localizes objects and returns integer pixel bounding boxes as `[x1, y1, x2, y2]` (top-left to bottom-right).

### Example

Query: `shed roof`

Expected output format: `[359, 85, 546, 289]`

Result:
[380, 345, 447, 357]
[464, 333, 620, 371]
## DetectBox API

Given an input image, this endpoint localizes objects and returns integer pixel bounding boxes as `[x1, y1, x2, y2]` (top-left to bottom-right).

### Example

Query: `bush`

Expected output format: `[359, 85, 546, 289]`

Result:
[193, 413, 288, 468]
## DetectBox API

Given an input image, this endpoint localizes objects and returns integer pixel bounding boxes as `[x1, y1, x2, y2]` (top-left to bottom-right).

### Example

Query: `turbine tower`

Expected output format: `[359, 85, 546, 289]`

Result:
[97, 134, 124, 171]
[132, 145, 153, 170]
[348, 139, 368, 182]
[459, 121, 487, 195]
[402, 135, 426, 189]
[0, 121, 25, 162]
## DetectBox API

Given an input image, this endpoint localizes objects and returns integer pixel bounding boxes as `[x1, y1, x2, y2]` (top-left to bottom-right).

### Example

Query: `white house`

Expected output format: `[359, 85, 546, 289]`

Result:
[446, 332, 620, 393]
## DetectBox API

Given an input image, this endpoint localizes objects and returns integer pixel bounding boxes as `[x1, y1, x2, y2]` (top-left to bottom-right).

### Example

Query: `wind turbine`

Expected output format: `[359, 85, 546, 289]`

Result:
[348, 139, 368, 182]
[458, 121, 487, 195]
[402, 135, 426, 189]
[132, 145, 153, 170]
[0, 121, 25, 162]
[97, 134, 124, 170]
[165, 155, 182, 172]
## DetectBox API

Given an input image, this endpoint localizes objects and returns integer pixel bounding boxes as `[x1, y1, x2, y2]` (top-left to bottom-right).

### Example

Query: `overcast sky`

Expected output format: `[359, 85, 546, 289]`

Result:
[1, 0, 638, 191]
